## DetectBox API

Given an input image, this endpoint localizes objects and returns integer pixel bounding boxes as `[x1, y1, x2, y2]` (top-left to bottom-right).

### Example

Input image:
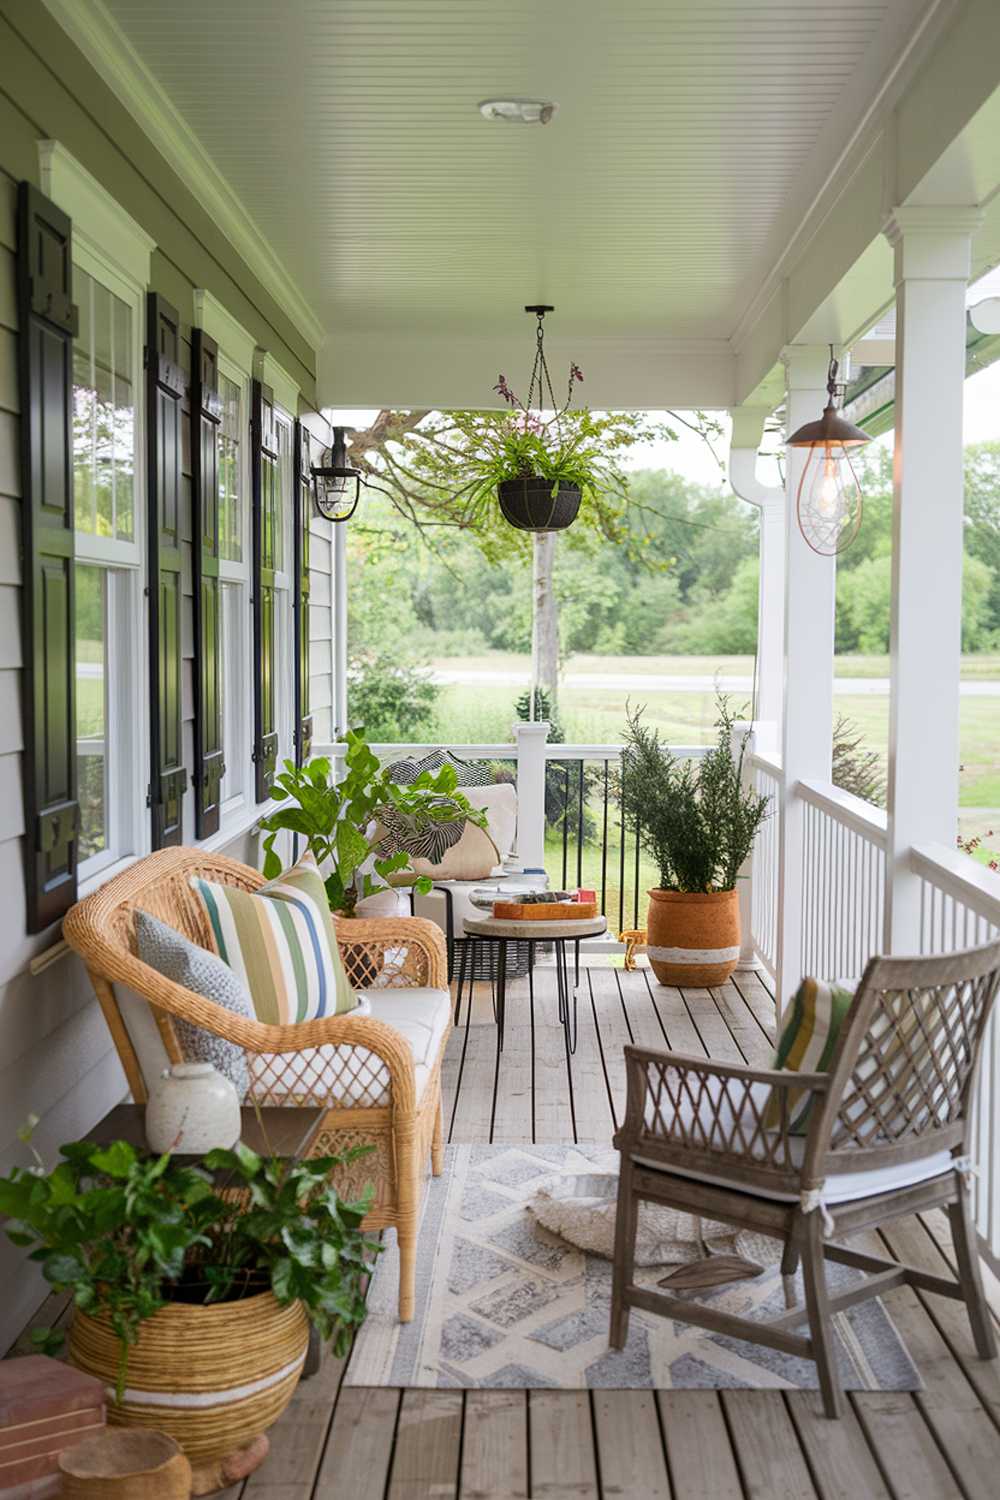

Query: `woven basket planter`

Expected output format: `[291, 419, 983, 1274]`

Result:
[68, 1291, 308, 1475]
[497, 477, 581, 532]
[646, 887, 741, 987]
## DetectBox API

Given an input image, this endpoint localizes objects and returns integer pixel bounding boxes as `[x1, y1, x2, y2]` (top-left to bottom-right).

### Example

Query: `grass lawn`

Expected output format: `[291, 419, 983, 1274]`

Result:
[432, 650, 1000, 869]
[433, 650, 1000, 682]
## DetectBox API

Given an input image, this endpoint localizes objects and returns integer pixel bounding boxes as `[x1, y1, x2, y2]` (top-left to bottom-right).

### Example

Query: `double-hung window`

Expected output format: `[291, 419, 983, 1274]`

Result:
[217, 362, 251, 812]
[261, 357, 300, 773]
[273, 410, 295, 767]
[41, 143, 153, 885]
[194, 292, 257, 827]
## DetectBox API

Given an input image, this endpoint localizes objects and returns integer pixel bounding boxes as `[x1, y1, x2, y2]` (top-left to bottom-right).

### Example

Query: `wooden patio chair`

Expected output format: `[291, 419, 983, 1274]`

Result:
[63, 847, 452, 1322]
[610, 940, 1000, 1416]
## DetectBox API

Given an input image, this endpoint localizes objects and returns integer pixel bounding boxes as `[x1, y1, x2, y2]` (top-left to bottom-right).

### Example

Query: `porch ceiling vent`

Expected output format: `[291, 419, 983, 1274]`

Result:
[312, 427, 362, 522]
[478, 99, 557, 125]
[788, 348, 870, 556]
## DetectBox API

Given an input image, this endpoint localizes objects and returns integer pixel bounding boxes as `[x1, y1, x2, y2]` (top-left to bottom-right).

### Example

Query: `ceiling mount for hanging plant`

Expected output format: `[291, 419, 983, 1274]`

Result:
[492, 305, 585, 533]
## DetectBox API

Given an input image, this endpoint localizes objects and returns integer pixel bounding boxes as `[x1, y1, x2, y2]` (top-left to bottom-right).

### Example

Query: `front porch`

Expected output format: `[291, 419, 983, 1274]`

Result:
[146, 962, 1000, 1500]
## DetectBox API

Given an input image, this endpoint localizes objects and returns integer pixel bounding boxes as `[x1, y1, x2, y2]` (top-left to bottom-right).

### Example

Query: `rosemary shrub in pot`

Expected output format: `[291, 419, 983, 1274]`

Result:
[616, 699, 770, 986]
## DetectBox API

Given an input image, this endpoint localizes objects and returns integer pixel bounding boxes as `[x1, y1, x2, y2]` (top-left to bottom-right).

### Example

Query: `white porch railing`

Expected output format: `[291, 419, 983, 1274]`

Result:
[912, 842, 1000, 1267]
[313, 729, 712, 941]
[798, 780, 887, 982]
[747, 749, 781, 980]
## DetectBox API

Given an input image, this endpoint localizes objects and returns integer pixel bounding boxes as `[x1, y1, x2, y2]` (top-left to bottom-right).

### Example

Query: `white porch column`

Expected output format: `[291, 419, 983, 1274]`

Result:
[333, 517, 349, 737]
[513, 720, 550, 872]
[883, 207, 980, 953]
[775, 345, 838, 1013]
[729, 406, 784, 752]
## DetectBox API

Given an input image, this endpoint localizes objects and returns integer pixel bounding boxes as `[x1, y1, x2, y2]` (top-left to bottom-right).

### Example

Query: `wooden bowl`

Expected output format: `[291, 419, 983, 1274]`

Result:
[59, 1427, 192, 1498]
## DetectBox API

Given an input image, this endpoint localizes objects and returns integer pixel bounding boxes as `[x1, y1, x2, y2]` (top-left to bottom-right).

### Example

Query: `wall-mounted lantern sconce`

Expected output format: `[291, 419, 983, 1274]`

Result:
[787, 348, 870, 556]
[312, 427, 362, 522]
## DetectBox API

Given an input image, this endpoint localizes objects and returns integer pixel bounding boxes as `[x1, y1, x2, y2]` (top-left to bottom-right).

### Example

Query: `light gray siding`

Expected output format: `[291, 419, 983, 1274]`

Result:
[0, 11, 337, 1352]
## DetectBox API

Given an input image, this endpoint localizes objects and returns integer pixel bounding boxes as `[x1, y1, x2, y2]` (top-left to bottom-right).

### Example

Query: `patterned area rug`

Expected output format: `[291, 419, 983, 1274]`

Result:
[345, 1145, 922, 1392]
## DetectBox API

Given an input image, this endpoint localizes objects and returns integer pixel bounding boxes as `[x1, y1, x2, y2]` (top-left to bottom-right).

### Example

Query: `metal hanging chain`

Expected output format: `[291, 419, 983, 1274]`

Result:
[524, 307, 569, 433]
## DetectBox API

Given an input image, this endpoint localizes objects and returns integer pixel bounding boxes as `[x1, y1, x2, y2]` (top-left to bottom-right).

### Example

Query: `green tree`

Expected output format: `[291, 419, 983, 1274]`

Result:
[838, 550, 995, 653]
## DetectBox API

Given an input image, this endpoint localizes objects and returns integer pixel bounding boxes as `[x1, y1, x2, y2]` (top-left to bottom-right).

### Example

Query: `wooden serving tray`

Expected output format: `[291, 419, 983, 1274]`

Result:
[492, 901, 599, 921]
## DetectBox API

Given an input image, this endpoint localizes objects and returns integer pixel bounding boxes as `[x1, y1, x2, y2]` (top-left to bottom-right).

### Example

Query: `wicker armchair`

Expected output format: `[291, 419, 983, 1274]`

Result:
[610, 941, 1000, 1416]
[63, 847, 452, 1322]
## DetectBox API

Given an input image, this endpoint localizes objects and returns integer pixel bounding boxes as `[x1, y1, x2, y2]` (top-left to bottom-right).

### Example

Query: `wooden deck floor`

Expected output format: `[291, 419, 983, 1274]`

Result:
[20, 964, 1000, 1497]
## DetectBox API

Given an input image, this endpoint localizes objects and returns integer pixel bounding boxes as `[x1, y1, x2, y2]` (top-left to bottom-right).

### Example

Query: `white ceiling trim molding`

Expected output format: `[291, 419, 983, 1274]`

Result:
[730, 0, 958, 363]
[38, 139, 154, 289]
[319, 333, 737, 412]
[259, 353, 300, 419]
[194, 290, 257, 374]
[40, 0, 325, 354]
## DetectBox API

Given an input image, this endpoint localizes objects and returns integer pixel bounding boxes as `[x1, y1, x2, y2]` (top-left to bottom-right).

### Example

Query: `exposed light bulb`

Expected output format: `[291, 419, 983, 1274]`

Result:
[796, 443, 862, 555]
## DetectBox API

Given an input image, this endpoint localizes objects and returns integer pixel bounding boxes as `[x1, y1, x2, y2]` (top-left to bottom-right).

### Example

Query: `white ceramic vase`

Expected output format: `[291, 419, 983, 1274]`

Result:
[145, 1061, 241, 1155]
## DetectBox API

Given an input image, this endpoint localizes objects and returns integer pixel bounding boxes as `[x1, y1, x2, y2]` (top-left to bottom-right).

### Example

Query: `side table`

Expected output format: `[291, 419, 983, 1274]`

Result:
[460, 914, 608, 1057]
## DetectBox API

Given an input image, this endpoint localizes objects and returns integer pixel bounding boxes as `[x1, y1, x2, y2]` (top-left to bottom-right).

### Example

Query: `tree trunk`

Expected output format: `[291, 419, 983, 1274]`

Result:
[531, 531, 560, 712]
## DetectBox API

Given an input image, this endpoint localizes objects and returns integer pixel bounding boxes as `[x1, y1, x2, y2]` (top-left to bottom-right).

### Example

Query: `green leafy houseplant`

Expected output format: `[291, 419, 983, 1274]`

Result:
[447, 406, 638, 529]
[0, 1134, 379, 1400]
[258, 730, 488, 915]
[616, 698, 770, 893]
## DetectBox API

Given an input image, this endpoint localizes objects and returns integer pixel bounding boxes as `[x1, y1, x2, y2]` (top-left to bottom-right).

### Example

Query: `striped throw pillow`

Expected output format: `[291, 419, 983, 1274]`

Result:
[764, 976, 858, 1134]
[190, 852, 356, 1024]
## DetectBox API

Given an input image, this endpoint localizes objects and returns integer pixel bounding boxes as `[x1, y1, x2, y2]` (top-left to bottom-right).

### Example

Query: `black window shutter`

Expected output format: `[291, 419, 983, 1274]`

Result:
[146, 294, 188, 847]
[16, 183, 80, 932]
[293, 420, 313, 765]
[191, 329, 225, 837]
[251, 379, 278, 801]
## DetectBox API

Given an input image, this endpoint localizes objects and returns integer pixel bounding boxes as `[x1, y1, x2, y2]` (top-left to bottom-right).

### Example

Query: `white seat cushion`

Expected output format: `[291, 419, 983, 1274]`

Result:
[632, 1075, 954, 1205]
[248, 987, 451, 1109]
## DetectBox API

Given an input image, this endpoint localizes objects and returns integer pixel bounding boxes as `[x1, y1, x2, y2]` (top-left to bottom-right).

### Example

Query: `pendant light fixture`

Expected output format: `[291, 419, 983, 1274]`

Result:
[788, 348, 870, 556]
[312, 427, 362, 522]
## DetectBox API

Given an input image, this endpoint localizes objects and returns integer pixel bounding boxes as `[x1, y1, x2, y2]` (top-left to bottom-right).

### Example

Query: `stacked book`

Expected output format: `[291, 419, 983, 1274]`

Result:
[0, 1356, 105, 1496]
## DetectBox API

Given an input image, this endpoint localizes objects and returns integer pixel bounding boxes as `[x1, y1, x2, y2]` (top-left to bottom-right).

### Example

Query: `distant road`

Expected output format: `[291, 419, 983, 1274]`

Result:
[428, 667, 1000, 697]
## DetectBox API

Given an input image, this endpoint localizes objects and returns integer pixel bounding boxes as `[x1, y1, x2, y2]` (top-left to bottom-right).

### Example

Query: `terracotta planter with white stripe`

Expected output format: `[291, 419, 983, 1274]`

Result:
[68, 1291, 307, 1493]
[645, 887, 740, 987]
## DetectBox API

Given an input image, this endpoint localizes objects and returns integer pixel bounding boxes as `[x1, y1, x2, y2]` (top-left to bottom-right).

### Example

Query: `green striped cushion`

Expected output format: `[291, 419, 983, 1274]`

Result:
[191, 852, 356, 1023]
[764, 976, 858, 1134]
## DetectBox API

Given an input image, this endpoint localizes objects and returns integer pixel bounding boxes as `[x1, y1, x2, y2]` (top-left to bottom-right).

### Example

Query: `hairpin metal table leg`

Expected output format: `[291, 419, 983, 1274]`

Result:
[496, 938, 507, 1052]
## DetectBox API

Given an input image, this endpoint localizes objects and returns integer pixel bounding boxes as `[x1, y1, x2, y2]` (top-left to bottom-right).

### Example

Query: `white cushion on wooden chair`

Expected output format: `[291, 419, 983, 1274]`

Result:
[248, 987, 451, 1109]
[633, 1075, 955, 1205]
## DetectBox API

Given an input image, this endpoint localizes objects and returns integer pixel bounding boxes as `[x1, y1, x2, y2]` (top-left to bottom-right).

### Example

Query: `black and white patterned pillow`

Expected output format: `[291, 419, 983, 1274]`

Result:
[135, 910, 252, 1098]
[374, 803, 466, 865]
[388, 748, 493, 787]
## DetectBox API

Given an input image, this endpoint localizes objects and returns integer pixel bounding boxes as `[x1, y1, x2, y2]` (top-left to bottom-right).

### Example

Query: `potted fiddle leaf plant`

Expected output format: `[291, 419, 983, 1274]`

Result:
[257, 728, 488, 917]
[615, 698, 770, 987]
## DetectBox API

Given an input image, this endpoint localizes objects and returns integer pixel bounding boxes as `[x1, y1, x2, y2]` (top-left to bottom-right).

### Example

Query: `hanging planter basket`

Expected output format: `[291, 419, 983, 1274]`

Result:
[497, 476, 581, 532]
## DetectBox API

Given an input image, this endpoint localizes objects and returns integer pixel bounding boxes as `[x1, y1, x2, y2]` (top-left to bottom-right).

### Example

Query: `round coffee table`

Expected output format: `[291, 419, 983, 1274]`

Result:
[460, 914, 607, 1056]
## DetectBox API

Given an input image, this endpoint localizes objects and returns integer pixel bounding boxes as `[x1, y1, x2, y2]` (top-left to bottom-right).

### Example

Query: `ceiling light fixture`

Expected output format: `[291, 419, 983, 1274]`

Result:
[478, 98, 557, 125]
[787, 347, 870, 556]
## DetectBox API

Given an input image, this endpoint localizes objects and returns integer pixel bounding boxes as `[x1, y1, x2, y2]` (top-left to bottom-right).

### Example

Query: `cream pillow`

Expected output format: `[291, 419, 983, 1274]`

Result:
[408, 821, 501, 881]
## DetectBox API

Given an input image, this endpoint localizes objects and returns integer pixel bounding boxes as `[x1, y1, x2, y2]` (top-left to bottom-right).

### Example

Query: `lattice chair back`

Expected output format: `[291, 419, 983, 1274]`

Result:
[805, 939, 1000, 1181]
[620, 1048, 813, 1199]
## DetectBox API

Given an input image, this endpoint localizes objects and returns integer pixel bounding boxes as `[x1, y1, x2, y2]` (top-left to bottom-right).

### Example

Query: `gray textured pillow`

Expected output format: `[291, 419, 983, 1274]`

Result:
[135, 910, 252, 1099]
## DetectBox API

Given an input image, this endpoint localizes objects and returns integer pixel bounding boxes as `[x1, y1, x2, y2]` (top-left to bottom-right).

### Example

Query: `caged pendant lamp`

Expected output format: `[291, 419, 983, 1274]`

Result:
[788, 348, 870, 556]
[311, 427, 362, 522]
